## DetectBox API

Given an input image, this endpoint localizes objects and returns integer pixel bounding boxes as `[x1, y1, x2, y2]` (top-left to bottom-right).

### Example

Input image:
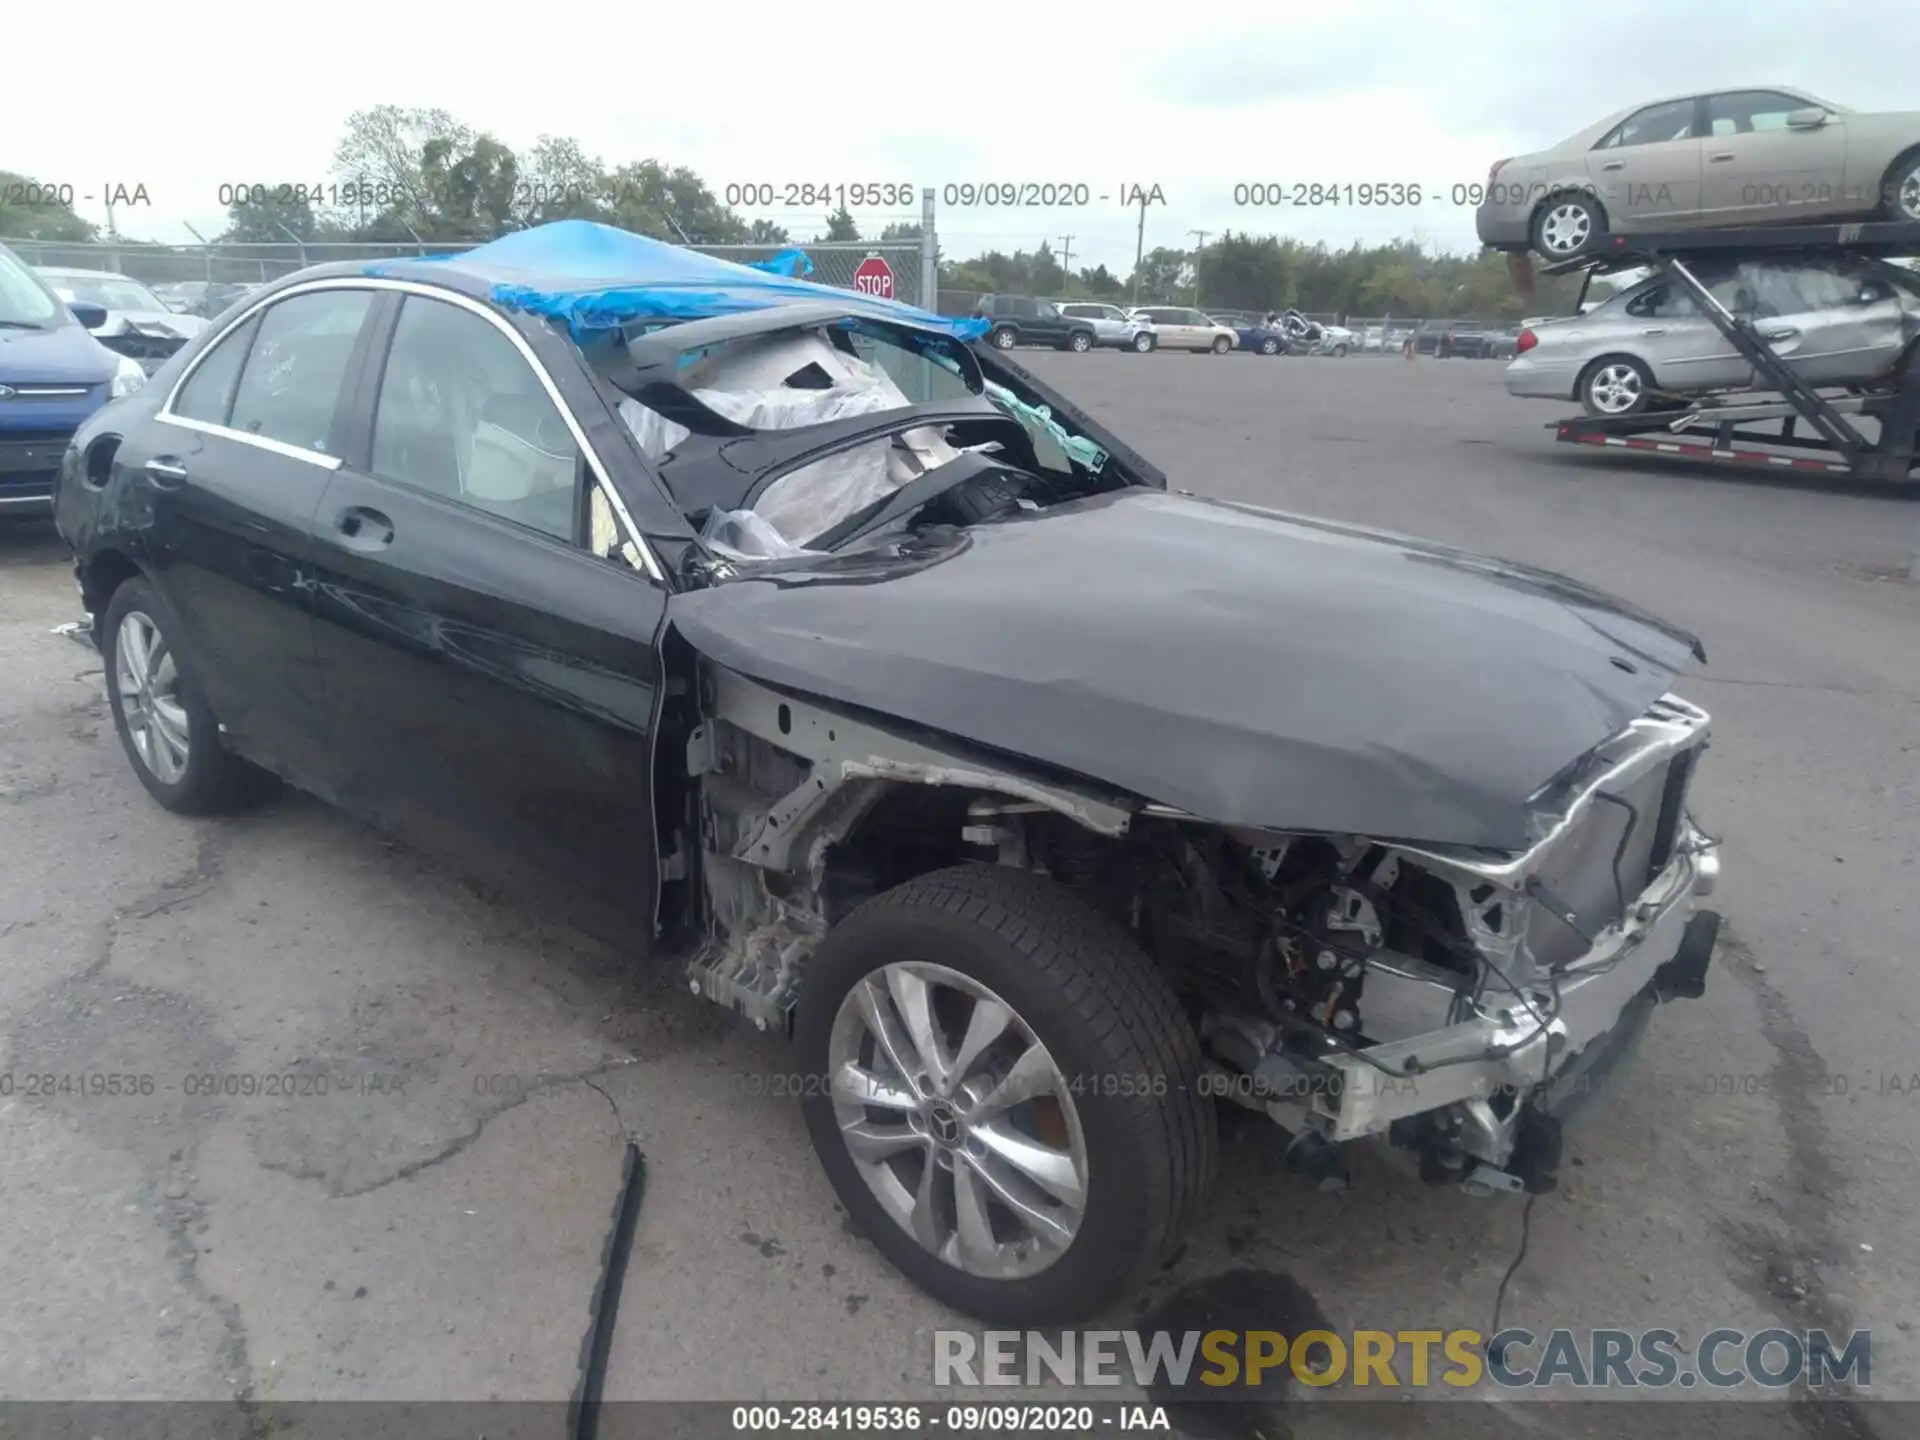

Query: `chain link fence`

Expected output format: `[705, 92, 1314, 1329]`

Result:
[4, 237, 931, 308]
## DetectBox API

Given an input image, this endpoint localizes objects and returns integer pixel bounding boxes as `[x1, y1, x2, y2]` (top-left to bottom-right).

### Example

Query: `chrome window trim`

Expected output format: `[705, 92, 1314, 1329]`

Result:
[155, 412, 344, 470]
[157, 275, 665, 583]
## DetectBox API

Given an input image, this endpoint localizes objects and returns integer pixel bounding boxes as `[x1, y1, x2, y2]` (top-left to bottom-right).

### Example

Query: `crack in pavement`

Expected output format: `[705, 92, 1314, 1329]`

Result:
[253, 1058, 643, 1199]
[1717, 924, 1882, 1440]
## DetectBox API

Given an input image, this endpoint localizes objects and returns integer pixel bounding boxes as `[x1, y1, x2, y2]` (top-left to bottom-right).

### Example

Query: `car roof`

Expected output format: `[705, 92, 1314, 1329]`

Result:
[36, 266, 136, 280]
[1550, 85, 1828, 149]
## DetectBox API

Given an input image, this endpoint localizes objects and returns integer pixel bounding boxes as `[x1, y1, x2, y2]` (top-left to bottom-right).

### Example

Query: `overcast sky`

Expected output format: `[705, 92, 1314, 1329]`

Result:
[6, 0, 1915, 270]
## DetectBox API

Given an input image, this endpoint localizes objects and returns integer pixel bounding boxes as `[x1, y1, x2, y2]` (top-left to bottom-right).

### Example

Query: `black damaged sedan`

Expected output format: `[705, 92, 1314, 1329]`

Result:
[54, 222, 1724, 1324]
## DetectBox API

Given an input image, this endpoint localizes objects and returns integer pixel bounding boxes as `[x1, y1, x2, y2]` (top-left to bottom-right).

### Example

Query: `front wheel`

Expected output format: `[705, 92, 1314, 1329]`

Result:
[797, 865, 1215, 1325]
[1580, 354, 1656, 416]
[1210, 335, 1232, 354]
[1330, 342, 1349, 358]
[1067, 330, 1094, 353]
[990, 325, 1018, 350]
[1258, 337, 1280, 356]
[1130, 331, 1156, 353]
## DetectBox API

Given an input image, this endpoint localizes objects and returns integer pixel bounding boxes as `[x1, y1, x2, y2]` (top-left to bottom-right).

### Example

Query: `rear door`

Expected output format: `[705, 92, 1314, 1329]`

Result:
[1698, 90, 1852, 223]
[1584, 96, 1705, 225]
[133, 284, 379, 789]
[308, 287, 669, 945]
[1739, 258, 1913, 385]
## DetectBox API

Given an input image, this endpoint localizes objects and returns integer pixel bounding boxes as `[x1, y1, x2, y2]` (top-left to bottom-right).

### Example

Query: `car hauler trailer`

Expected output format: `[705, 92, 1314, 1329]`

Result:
[1542, 221, 1920, 482]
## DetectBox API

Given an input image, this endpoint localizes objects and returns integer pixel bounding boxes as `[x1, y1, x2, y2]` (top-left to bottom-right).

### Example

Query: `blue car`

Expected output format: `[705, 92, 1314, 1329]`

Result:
[0, 241, 149, 514]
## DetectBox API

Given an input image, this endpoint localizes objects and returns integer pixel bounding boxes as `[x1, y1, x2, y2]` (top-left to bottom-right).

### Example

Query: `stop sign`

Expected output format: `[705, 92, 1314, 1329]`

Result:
[852, 254, 895, 299]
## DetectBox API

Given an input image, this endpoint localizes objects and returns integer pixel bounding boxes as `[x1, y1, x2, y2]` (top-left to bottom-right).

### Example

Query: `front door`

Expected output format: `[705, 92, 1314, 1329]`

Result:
[309, 289, 669, 946]
[132, 285, 379, 790]
[1698, 91, 1853, 224]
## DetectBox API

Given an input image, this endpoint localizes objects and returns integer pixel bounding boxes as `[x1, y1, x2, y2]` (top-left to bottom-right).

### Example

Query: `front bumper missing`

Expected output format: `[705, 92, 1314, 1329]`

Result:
[1302, 832, 1721, 1148]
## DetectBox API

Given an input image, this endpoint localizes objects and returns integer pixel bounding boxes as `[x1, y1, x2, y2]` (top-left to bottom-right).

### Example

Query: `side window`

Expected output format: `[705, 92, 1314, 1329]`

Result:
[1706, 91, 1808, 136]
[170, 312, 261, 425]
[227, 290, 374, 454]
[371, 295, 582, 544]
[1624, 283, 1698, 319]
[1597, 98, 1698, 149]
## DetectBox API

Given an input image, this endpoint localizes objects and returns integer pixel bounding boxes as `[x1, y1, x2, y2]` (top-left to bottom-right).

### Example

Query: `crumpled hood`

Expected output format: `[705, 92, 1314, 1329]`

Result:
[668, 488, 1705, 851]
[89, 309, 207, 339]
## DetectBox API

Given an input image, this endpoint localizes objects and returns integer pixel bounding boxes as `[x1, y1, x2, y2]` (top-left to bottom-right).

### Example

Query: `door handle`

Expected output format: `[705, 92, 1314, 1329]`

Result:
[143, 457, 189, 487]
[334, 505, 395, 549]
[1641, 328, 1667, 336]
[1762, 328, 1799, 341]
[1710, 153, 1735, 162]
[1601, 161, 1624, 171]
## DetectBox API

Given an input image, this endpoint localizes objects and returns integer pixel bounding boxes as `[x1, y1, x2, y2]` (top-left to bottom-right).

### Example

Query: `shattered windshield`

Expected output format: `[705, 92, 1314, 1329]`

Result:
[606, 320, 1099, 562]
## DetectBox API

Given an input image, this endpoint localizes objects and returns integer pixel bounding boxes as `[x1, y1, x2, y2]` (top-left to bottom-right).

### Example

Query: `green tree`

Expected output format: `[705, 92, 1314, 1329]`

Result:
[819, 205, 860, 242]
[747, 219, 792, 245]
[1129, 246, 1190, 304]
[217, 187, 327, 245]
[601, 160, 750, 243]
[0, 173, 98, 241]
[416, 133, 522, 240]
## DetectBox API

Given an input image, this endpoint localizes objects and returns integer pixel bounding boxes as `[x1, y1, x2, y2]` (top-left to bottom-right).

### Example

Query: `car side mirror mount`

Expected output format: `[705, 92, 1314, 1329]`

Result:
[68, 301, 108, 329]
[1785, 107, 1828, 129]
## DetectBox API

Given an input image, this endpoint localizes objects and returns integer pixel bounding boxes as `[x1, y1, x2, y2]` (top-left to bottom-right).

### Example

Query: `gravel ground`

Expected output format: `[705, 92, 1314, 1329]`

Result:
[1, 349, 1914, 1435]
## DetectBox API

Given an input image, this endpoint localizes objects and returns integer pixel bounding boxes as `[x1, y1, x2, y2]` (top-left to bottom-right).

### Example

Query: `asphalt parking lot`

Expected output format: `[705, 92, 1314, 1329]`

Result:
[2, 350, 1916, 1433]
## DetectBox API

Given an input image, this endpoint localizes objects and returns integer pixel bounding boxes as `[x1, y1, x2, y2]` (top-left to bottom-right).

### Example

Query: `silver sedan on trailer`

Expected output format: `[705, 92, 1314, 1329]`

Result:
[1503, 254, 1920, 415]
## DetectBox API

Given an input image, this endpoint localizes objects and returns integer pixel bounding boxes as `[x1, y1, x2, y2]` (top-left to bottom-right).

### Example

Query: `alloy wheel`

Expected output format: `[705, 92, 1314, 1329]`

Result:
[1899, 166, 1920, 222]
[1588, 362, 1645, 414]
[1538, 202, 1592, 256]
[826, 961, 1089, 1281]
[115, 610, 190, 785]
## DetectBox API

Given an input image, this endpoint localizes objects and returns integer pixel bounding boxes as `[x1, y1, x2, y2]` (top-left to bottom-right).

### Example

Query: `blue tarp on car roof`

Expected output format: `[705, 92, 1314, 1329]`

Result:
[365, 220, 987, 342]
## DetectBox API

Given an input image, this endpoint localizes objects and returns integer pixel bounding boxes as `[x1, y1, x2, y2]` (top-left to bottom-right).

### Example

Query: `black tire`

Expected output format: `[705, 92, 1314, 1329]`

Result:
[1258, 337, 1280, 356]
[102, 576, 276, 814]
[1130, 331, 1156, 353]
[1210, 335, 1232, 354]
[1331, 343, 1349, 358]
[1067, 330, 1094, 353]
[1878, 148, 1920, 223]
[1578, 353, 1656, 417]
[989, 325, 1019, 350]
[1529, 189, 1608, 261]
[797, 864, 1215, 1325]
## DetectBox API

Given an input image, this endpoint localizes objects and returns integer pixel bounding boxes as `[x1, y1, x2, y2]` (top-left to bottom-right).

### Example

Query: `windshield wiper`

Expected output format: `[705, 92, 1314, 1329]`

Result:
[0, 319, 52, 330]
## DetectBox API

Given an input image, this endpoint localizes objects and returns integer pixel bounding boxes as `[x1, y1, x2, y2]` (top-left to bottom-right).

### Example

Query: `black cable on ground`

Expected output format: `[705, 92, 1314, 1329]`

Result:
[1484, 1192, 1536, 1371]
[570, 1142, 648, 1440]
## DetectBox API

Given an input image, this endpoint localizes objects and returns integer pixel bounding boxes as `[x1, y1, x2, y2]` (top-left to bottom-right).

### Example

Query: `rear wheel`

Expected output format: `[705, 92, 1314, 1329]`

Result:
[990, 325, 1018, 350]
[1330, 342, 1349, 357]
[1210, 335, 1232, 354]
[102, 577, 276, 814]
[1530, 192, 1607, 260]
[1579, 354, 1656, 417]
[1878, 150, 1920, 222]
[797, 865, 1215, 1324]
[1258, 337, 1280, 356]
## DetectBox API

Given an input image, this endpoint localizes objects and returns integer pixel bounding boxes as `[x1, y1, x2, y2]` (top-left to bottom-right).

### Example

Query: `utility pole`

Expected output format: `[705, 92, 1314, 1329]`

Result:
[1130, 192, 1148, 305]
[1188, 230, 1210, 305]
[1058, 234, 1074, 278]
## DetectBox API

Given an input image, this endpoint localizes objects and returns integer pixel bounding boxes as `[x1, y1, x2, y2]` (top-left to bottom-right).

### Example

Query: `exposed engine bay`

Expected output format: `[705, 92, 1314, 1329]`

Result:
[671, 661, 1721, 1201]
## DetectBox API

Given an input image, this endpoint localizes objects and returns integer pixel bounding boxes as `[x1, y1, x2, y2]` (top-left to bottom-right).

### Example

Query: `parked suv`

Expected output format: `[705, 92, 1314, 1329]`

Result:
[973, 295, 1099, 352]
[1054, 301, 1148, 351]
